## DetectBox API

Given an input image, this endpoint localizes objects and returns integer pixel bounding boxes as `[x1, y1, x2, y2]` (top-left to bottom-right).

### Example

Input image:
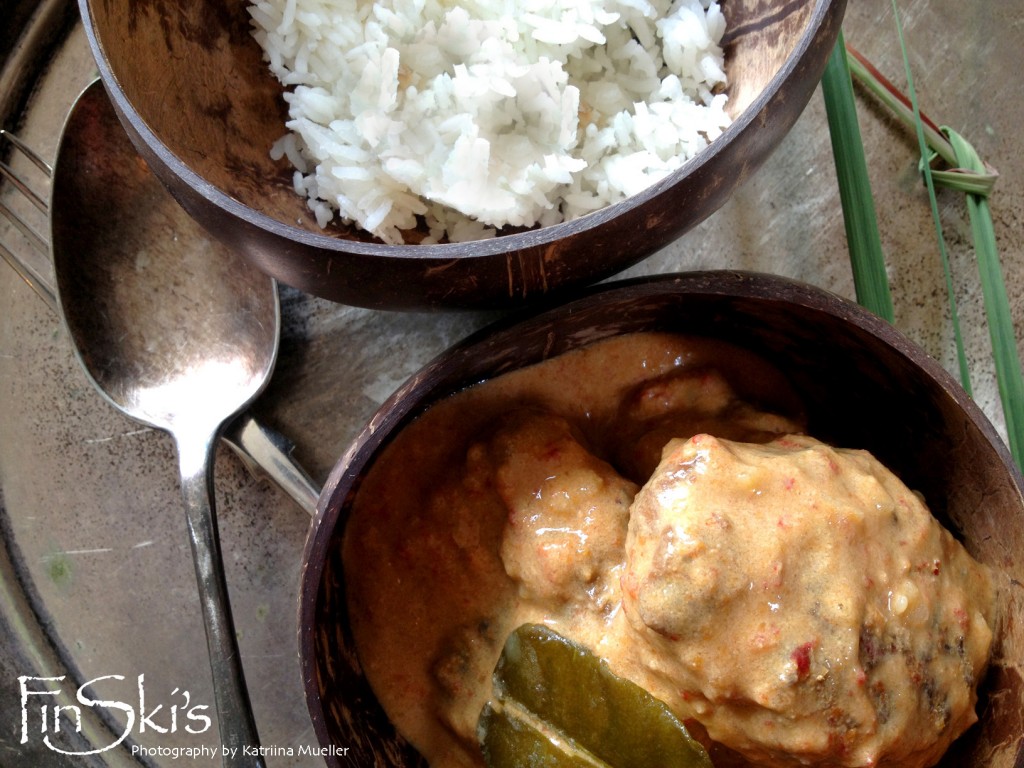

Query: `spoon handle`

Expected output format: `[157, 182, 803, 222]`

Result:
[222, 413, 320, 516]
[178, 434, 266, 768]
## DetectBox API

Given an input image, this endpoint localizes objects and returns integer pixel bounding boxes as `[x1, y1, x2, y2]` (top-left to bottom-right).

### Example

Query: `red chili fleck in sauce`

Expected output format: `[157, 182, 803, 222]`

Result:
[791, 641, 814, 679]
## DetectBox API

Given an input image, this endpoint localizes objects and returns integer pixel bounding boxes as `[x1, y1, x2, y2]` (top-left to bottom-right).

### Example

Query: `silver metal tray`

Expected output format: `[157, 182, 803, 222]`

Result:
[2, 1, 1021, 765]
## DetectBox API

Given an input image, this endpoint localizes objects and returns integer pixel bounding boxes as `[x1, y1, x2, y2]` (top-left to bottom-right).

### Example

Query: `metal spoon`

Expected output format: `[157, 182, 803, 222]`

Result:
[48, 79, 288, 766]
[2, 122, 320, 518]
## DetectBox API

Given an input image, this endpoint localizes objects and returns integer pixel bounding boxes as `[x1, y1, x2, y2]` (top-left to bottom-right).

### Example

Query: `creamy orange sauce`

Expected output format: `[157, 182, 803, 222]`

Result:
[343, 332, 994, 768]
[621, 433, 994, 767]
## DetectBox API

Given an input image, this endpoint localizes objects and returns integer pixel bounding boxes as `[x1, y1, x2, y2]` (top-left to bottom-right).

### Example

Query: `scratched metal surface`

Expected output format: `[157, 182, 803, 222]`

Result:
[0, 2, 1021, 766]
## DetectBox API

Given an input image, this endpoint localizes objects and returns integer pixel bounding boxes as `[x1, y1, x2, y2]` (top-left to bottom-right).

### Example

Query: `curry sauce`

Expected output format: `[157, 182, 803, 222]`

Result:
[343, 332, 994, 768]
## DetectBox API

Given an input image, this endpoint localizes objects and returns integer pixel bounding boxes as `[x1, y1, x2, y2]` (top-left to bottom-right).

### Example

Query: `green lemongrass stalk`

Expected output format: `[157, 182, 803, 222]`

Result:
[945, 128, 1024, 468]
[836, 9, 1020, 468]
[820, 31, 894, 323]
[888, 0, 973, 395]
[845, 45, 954, 167]
[846, 44, 998, 197]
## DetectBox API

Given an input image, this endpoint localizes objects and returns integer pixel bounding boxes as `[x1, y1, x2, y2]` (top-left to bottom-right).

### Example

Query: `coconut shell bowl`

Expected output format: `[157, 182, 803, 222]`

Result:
[298, 272, 1024, 767]
[79, 0, 845, 310]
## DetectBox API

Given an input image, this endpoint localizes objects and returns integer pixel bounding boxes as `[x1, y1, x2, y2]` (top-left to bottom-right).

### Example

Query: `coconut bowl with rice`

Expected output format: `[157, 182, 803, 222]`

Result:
[78, 0, 845, 310]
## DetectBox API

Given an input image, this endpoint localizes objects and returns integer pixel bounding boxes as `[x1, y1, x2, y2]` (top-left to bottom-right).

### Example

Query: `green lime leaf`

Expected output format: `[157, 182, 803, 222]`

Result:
[478, 624, 713, 768]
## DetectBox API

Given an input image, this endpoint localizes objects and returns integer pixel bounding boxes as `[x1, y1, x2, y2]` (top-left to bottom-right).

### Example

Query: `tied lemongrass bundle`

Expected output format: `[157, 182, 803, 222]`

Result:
[820, 6, 1023, 471]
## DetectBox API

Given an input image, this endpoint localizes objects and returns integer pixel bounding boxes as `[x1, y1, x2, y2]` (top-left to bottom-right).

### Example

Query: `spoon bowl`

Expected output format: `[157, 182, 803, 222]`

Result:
[50, 79, 275, 765]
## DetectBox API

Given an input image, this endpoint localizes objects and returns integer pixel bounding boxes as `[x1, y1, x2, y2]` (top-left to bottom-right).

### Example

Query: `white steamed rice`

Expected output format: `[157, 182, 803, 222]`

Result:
[247, 0, 730, 244]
